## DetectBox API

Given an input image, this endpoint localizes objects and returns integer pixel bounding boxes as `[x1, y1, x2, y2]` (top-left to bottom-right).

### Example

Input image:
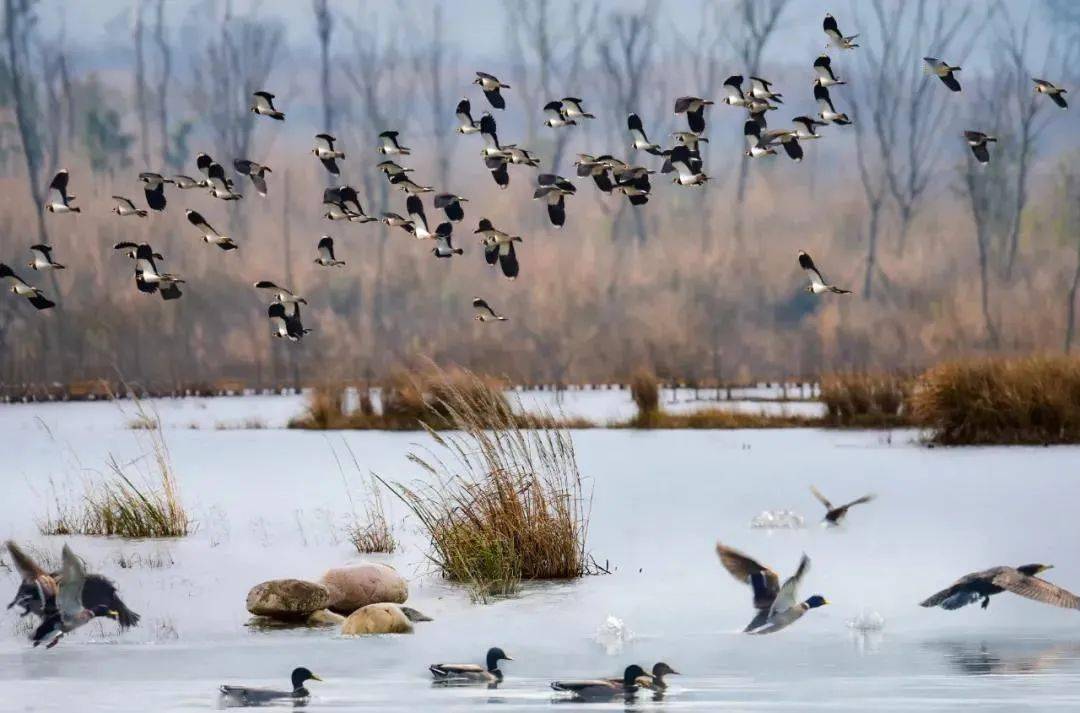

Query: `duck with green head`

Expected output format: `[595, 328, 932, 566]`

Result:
[219, 667, 322, 705]
[552, 664, 652, 699]
[429, 647, 513, 683]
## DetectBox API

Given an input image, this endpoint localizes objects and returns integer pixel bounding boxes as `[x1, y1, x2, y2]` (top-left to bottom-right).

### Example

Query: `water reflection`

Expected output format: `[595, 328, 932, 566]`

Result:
[929, 641, 1080, 676]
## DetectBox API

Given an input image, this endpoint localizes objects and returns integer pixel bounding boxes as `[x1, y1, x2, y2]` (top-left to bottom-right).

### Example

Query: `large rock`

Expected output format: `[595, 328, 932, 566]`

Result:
[246, 579, 329, 619]
[319, 563, 408, 614]
[340, 603, 430, 635]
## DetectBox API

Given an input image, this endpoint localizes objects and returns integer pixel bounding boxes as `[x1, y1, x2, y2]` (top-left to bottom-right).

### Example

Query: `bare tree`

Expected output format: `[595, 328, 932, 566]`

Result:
[413, 2, 453, 187]
[312, 0, 333, 133]
[132, 0, 151, 166]
[153, 0, 173, 168]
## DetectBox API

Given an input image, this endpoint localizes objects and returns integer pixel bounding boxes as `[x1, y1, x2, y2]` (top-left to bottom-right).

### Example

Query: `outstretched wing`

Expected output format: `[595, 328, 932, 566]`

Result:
[769, 553, 810, 616]
[993, 570, 1080, 610]
[57, 545, 87, 622]
[810, 485, 833, 510]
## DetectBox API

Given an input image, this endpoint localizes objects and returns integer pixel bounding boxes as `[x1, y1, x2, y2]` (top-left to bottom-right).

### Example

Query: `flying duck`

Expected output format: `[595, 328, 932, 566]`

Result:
[668, 145, 708, 185]
[533, 173, 576, 227]
[112, 195, 147, 217]
[432, 222, 463, 258]
[430, 647, 512, 683]
[254, 280, 307, 305]
[793, 115, 827, 139]
[433, 193, 468, 222]
[476, 218, 521, 279]
[170, 174, 206, 190]
[456, 98, 480, 133]
[810, 486, 874, 525]
[543, 100, 577, 128]
[314, 236, 345, 267]
[233, 159, 271, 196]
[267, 302, 310, 342]
[799, 250, 851, 294]
[721, 75, 750, 108]
[185, 209, 237, 250]
[674, 96, 714, 133]
[551, 665, 652, 700]
[716, 543, 826, 634]
[824, 13, 859, 50]
[921, 565, 1080, 612]
[313, 133, 345, 175]
[0, 264, 54, 310]
[378, 130, 412, 155]
[561, 97, 595, 119]
[750, 76, 783, 103]
[472, 297, 508, 322]
[138, 172, 171, 211]
[1033, 78, 1068, 109]
[134, 244, 184, 300]
[474, 71, 510, 109]
[924, 57, 962, 92]
[205, 161, 242, 201]
[964, 131, 997, 164]
[221, 668, 322, 705]
[389, 172, 434, 195]
[813, 55, 845, 86]
[814, 81, 851, 124]
[44, 170, 79, 213]
[250, 91, 285, 120]
[31, 545, 120, 648]
[324, 185, 377, 223]
[627, 113, 662, 155]
[28, 244, 64, 270]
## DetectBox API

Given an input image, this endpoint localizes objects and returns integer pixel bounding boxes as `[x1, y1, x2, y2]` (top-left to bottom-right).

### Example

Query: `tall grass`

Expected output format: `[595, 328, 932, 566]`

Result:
[629, 371, 661, 426]
[332, 443, 397, 554]
[911, 355, 1080, 445]
[379, 368, 591, 601]
[820, 372, 912, 427]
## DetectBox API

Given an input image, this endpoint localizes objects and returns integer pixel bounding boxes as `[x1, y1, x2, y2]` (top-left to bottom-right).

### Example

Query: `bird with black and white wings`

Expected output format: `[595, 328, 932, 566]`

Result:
[323, 185, 375, 223]
[799, 250, 852, 294]
[614, 170, 652, 206]
[434, 193, 468, 222]
[206, 162, 242, 201]
[314, 236, 345, 267]
[431, 223, 463, 258]
[378, 130, 412, 156]
[674, 96, 715, 133]
[112, 195, 147, 218]
[268, 302, 310, 342]
[380, 212, 415, 235]
[505, 145, 541, 167]
[543, 101, 576, 128]
[744, 121, 778, 158]
[924, 57, 962, 92]
[963, 131, 997, 164]
[574, 154, 615, 193]
[234, 159, 272, 197]
[254, 280, 307, 305]
[312, 133, 345, 175]
[1033, 78, 1068, 109]
[721, 75, 749, 108]
[113, 241, 163, 261]
[476, 218, 522, 279]
[793, 116, 827, 140]
[138, 172, 172, 211]
[28, 244, 65, 271]
[533, 173, 576, 228]
[749, 76, 783, 104]
[186, 209, 237, 251]
[170, 174, 206, 190]
[627, 113, 662, 155]
[747, 554, 827, 635]
[823, 13, 858, 50]
[134, 244, 184, 300]
[813, 55, 845, 86]
[456, 98, 480, 133]
[813, 82, 851, 124]
[474, 71, 510, 110]
[0, 264, 55, 310]
[560, 97, 595, 120]
[389, 172, 434, 195]
[251, 91, 285, 120]
[44, 170, 80, 214]
[406, 195, 435, 240]
[472, 297, 508, 322]
[376, 160, 412, 179]
[667, 145, 708, 186]
[479, 113, 509, 160]
[196, 152, 229, 187]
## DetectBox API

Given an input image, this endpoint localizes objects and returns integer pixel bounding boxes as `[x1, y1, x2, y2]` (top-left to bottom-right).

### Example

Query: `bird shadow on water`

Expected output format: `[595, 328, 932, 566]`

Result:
[925, 640, 1080, 676]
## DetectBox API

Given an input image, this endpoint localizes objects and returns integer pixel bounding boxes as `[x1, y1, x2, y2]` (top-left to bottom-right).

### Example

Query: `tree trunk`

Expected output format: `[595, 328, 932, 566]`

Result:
[1066, 242, 1080, 353]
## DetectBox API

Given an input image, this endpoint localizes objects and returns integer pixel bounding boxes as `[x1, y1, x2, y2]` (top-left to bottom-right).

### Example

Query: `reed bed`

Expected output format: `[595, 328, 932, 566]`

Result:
[819, 372, 913, 428]
[628, 371, 661, 427]
[616, 409, 820, 429]
[911, 355, 1080, 445]
[379, 368, 591, 601]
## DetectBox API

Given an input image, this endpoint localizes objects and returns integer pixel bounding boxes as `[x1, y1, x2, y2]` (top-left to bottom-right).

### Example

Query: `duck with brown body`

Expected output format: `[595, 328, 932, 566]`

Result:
[921, 565, 1080, 612]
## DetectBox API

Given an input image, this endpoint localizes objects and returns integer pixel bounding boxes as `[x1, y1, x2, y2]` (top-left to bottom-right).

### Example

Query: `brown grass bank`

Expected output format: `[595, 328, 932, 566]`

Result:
[819, 372, 913, 428]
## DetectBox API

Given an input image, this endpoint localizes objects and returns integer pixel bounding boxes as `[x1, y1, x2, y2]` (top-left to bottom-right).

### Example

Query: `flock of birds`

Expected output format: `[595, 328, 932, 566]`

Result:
[8, 479, 1080, 703]
[7, 13, 1069, 336]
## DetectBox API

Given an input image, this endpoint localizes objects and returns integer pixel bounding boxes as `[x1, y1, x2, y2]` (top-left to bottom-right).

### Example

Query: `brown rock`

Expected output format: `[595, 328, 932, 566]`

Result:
[245, 579, 329, 619]
[341, 603, 429, 635]
[319, 563, 408, 614]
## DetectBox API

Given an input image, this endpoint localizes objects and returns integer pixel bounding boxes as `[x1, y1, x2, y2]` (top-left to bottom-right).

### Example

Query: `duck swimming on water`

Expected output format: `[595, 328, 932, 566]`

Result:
[921, 565, 1080, 612]
[429, 646, 513, 683]
[551, 664, 652, 699]
[220, 667, 322, 705]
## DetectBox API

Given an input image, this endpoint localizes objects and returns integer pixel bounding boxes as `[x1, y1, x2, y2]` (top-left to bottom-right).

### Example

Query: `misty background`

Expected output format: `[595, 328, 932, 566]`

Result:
[1, 0, 1080, 390]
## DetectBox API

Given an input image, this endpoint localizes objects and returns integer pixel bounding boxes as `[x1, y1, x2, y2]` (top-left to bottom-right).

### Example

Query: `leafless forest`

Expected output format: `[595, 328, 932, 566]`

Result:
[1, 0, 1080, 390]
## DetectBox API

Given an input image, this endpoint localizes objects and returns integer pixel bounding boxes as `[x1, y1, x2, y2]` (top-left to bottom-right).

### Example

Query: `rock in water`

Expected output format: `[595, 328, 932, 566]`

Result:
[307, 609, 347, 627]
[341, 602, 426, 635]
[245, 579, 330, 619]
[320, 563, 408, 614]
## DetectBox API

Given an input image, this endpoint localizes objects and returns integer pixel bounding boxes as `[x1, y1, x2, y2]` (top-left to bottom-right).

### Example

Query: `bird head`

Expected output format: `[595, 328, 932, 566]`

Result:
[92, 606, 120, 620]
[44, 203, 54, 213]
[805, 595, 829, 608]
[653, 662, 679, 677]
[804, 285, 814, 294]
[291, 668, 322, 689]
[1018, 563, 1053, 576]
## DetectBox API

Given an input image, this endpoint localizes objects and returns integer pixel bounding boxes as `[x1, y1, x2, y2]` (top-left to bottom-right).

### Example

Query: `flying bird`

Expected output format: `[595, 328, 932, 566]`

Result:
[749, 76, 783, 104]
[533, 174, 576, 227]
[134, 244, 184, 300]
[431, 222, 463, 258]
[574, 154, 615, 193]
[111, 196, 147, 217]
[476, 218, 522, 279]
[378, 130, 412, 156]
[250, 91, 285, 120]
[793, 116, 827, 140]
[30, 545, 120, 648]
[474, 71, 510, 110]
[924, 57, 962, 92]
[667, 145, 708, 186]
[380, 212, 415, 234]
[233, 159, 272, 197]
[505, 146, 541, 167]
[472, 297, 508, 322]
[921, 565, 1080, 612]
[324, 185, 377, 222]
[170, 174, 206, 190]
[716, 543, 826, 634]
[456, 98, 480, 133]
[113, 242, 163, 261]
[560, 97, 595, 120]
[813, 55, 845, 86]
[744, 120, 778, 158]
[799, 250, 852, 294]
[479, 113, 510, 160]
[185, 209, 237, 250]
[1033, 78, 1068, 109]
[0, 264, 55, 310]
[28, 244, 64, 271]
[823, 13, 859, 50]
[810, 486, 874, 525]
[674, 96, 715, 133]
[202, 159, 241, 200]
[433, 193, 468, 222]
[406, 194, 437, 240]
[614, 170, 652, 206]
[267, 302, 310, 342]
[543, 100, 577, 128]
[44, 170, 79, 213]
[221, 668, 322, 706]
[814, 81, 851, 124]
[721, 75, 750, 108]
[253, 280, 307, 305]
[313, 133, 345, 175]
[964, 131, 997, 164]
[389, 172, 434, 195]
[138, 172, 172, 211]
[627, 113, 662, 155]
[430, 647, 512, 684]
[314, 236, 345, 267]
[375, 160, 413, 179]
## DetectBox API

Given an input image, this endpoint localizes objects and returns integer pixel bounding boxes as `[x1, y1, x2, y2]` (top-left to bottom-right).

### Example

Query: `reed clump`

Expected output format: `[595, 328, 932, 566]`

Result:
[911, 355, 1080, 445]
[820, 372, 913, 427]
[628, 371, 661, 426]
[616, 409, 820, 429]
[380, 368, 591, 601]
[345, 476, 397, 554]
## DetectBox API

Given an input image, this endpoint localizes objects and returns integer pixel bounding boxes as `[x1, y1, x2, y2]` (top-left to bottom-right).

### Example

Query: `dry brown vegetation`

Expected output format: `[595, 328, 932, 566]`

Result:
[911, 355, 1080, 445]
[820, 372, 913, 428]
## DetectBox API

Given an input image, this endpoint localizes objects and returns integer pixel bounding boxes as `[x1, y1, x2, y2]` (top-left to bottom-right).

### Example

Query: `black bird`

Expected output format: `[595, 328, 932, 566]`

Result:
[111, 196, 147, 217]
[533, 174, 575, 228]
[254, 280, 307, 305]
[434, 193, 468, 222]
[251, 90, 285, 120]
[221, 668, 323, 705]
[474, 71, 510, 110]
[924, 57, 962, 92]
[268, 302, 310, 342]
[921, 565, 1080, 612]
[28, 245, 65, 271]
[134, 244, 184, 300]
[716, 543, 826, 634]
[456, 98, 480, 133]
[476, 218, 521, 279]
[195, 152, 229, 188]
[233, 159, 272, 197]
[674, 96, 714, 133]
[814, 81, 851, 124]
[376, 160, 412, 179]
[380, 212, 415, 235]
[389, 172, 434, 195]
[627, 113, 662, 155]
[405, 194, 437, 240]
[432, 222, 463, 258]
[170, 174, 206, 190]
[44, 170, 79, 213]
[313, 133, 345, 174]
[551, 665, 652, 699]
[472, 297, 508, 322]
[31, 544, 122, 648]
[314, 236, 345, 267]
[813, 54, 845, 86]
[138, 172, 171, 211]
[378, 130, 411, 156]
[1034, 78, 1068, 109]
[430, 647, 513, 683]
[487, 156, 511, 190]
[964, 131, 997, 164]
[823, 13, 859, 50]
[0, 264, 55, 310]
[810, 486, 874, 525]
[186, 209, 237, 250]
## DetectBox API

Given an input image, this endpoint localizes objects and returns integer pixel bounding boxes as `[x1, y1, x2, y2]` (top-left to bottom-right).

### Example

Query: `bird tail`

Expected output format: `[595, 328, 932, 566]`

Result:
[272, 112, 285, 120]
[582, 112, 595, 118]
[831, 287, 853, 294]
[113, 599, 141, 629]
[54, 263, 66, 270]
[136, 209, 148, 217]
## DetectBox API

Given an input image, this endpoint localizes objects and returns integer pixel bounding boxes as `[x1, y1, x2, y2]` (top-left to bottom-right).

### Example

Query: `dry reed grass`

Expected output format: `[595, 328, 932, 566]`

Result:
[911, 355, 1080, 445]
[820, 372, 913, 427]
[629, 371, 661, 426]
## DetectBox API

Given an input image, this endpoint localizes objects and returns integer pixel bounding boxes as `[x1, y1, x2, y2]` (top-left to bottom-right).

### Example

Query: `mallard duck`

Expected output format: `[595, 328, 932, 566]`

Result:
[920, 565, 1080, 612]
[647, 662, 680, 690]
[429, 646, 512, 683]
[32, 545, 120, 648]
[551, 664, 652, 699]
[220, 667, 322, 705]
[810, 486, 874, 524]
[716, 543, 827, 633]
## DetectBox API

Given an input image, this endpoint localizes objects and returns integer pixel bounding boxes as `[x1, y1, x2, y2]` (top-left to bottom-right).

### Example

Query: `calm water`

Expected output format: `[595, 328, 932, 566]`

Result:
[1, 396, 1079, 711]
